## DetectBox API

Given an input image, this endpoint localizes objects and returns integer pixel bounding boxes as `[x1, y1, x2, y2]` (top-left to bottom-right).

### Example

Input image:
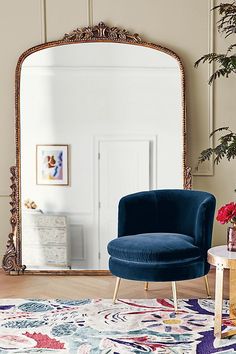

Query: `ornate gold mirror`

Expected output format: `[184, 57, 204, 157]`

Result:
[2, 23, 190, 275]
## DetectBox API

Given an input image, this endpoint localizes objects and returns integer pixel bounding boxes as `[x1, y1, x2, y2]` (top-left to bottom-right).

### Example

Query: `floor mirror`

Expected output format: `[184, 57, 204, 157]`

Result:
[2, 22, 191, 274]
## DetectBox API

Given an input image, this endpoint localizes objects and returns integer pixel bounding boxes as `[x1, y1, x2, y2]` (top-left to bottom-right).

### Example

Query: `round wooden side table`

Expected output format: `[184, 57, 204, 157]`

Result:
[208, 245, 236, 338]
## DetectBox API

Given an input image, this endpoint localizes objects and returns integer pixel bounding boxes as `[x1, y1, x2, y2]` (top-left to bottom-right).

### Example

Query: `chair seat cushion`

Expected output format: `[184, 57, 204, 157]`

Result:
[107, 233, 201, 263]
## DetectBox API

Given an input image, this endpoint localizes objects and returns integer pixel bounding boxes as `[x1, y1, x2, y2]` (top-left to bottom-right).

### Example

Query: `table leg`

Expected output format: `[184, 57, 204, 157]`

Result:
[220, 268, 236, 338]
[230, 268, 236, 324]
[214, 264, 224, 338]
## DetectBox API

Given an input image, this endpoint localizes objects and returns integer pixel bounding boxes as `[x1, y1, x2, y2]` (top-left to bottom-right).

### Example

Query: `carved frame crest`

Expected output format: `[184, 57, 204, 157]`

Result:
[2, 22, 191, 274]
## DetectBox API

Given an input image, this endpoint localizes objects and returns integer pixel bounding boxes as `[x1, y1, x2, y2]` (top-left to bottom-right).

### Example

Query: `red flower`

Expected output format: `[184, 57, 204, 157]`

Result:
[216, 202, 236, 224]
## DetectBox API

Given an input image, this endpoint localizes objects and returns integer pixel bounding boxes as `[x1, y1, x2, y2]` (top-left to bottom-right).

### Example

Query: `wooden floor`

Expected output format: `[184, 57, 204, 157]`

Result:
[0, 268, 229, 299]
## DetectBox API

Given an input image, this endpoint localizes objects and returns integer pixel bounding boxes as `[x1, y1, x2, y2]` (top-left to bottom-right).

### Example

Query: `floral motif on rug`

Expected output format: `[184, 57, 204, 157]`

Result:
[0, 298, 235, 353]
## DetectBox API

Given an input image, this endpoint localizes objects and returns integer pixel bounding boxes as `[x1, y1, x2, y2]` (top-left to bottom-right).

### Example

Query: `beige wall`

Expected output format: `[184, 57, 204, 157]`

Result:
[0, 0, 235, 259]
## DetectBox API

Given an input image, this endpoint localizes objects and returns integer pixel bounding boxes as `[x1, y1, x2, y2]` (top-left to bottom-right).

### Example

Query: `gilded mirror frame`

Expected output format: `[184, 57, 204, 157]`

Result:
[2, 22, 191, 275]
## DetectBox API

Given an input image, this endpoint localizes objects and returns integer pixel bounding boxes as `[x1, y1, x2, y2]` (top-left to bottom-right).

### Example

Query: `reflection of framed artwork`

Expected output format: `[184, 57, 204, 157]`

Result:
[36, 145, 69, 185]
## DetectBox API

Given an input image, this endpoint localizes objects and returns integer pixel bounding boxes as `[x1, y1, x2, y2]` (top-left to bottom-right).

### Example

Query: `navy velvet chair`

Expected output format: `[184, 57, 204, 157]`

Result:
[107, 189, 216, 309]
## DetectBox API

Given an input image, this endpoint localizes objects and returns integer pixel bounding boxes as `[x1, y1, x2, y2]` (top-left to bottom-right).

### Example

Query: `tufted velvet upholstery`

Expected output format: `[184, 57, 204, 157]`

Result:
[107, 189, 216, 282]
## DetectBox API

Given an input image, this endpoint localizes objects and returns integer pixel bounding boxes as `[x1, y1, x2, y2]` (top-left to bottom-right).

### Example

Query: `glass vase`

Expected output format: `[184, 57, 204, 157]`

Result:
[227, 224, 236, 252]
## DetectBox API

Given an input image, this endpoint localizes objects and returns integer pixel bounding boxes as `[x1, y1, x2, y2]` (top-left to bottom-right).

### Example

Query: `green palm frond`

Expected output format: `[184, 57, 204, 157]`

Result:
[219, 132, 235, 144]
[194, 53, 226, 67]
[197, 129, 236, 168]
[226, 141, 236, 161]
[214, 2, 236, 37]
[214, 143, 228, 164]
[195, 2, 236, 83]
[209, 127, 230, 137]
[195, 53, 236, 84]
[208, 66, 234, 84]
[197, 148, 214, 166]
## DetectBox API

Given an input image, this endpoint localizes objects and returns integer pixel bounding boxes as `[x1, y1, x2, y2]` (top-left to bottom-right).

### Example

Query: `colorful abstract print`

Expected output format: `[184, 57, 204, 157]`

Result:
[42, 150, 63, 181]
[0, 298, 236, 353]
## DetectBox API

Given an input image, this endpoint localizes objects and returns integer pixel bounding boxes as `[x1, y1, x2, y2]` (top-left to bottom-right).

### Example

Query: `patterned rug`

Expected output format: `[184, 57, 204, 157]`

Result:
[0, 298, 236, 353]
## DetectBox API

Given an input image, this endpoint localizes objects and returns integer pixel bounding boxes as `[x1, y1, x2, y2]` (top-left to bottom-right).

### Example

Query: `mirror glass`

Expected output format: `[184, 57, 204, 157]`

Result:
[20, 42, 184, 271]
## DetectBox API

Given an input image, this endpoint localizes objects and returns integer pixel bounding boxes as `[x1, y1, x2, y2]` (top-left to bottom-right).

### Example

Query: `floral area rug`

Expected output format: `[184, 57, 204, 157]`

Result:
[0, 298, 236, 353]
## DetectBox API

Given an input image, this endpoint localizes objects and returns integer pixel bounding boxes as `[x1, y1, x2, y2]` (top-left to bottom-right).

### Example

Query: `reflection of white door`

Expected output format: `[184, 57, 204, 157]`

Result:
[98, 139, 151, 269]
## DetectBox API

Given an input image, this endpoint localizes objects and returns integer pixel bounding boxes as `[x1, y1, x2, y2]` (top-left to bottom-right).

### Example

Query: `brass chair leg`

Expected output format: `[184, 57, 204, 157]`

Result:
[204, 275, 211, 299]
[144, 282, 149, 291]
[172, 281, 178, 312]
[112, 277, 121, 304]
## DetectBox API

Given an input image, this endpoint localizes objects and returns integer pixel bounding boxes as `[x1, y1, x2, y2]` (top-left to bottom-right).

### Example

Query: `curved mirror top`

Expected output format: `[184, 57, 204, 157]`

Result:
[23, 42, 179, 67]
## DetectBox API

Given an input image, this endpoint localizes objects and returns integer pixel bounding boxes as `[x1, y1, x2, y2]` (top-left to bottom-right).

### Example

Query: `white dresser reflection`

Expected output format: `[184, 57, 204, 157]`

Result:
[22, 213, 70, 269]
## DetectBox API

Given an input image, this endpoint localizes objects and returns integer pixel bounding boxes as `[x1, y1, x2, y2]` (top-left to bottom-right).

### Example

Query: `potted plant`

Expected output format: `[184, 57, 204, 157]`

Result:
[195, 1, 236, 166]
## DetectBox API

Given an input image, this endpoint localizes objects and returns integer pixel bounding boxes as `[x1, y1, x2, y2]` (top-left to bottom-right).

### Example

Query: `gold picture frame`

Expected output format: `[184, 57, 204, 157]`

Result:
[36, 144, 69, 186]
